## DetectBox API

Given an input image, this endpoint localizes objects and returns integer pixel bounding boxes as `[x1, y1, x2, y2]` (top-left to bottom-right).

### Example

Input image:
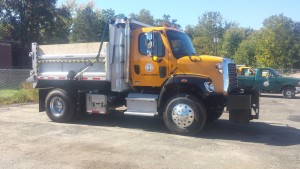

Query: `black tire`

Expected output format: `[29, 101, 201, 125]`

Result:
[282, 87, 295, 99]
[206, 107, 224, 122]
[163, 95, 206, 135]
[45, 89, 76, 122]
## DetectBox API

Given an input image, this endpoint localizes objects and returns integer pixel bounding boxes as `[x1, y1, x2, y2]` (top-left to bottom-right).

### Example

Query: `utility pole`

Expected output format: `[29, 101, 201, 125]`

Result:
[213, 36, 219, 56]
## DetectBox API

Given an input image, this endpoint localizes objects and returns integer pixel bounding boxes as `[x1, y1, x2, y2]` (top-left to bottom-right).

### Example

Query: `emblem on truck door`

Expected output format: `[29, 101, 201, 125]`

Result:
[145, 62, 154, 73]
[263, 81, 270, 87]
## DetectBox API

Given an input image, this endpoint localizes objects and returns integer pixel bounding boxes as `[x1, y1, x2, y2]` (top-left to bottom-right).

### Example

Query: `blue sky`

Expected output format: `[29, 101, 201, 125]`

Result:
[58, 0, 300, 30]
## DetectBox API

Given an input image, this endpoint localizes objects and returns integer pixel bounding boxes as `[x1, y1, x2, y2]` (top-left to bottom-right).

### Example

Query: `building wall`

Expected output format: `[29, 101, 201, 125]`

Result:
[0, 42, 12, 68]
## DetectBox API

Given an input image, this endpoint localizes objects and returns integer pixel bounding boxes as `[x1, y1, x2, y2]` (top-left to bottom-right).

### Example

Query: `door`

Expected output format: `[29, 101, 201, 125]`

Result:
[256, 69, 278, 92]
[131, 30, 169, 87]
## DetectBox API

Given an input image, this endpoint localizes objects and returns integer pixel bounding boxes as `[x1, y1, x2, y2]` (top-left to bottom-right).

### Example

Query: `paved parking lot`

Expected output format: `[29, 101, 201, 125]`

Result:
[0, 94, 300, 169]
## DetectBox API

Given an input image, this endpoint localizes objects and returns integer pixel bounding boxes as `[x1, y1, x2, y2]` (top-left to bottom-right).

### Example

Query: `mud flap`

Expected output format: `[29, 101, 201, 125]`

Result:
[227, 93, 259, 124]
[39, 89, 49, 112]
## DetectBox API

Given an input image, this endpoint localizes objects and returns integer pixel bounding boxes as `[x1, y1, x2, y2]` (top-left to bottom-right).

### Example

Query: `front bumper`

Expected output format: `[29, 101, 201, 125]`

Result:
[296, 87, 300, 94]
[227, 90, 259, 123]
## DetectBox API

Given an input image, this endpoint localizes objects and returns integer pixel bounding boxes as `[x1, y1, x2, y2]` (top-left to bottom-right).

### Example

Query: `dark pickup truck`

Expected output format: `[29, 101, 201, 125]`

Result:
[238, 67, 300, 98]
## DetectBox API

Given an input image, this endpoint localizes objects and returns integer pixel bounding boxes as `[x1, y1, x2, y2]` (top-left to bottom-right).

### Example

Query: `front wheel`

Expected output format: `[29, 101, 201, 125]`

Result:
[163, 95, 206, 135]
[45, 89, 76, 122]
[282, 87, 295, 99]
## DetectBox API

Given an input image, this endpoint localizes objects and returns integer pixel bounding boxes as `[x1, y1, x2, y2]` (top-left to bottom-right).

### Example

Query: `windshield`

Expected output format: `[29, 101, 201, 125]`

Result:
[270, 68, 281, 76]
[166, 30, 196, 59]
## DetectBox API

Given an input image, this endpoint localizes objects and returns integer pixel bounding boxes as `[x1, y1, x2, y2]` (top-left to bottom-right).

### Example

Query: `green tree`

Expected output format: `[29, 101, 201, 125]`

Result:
[155, 14, 181, 29]
[129, 9, 155, 25]
[43, 5, 72, 44]
[256, 14, 296, 69]
[224, 21, 239, 31]
[70, 0, 119, 43]
[71, 5, 102, 42]
[185, 25, 196, 39]
[292, 22, 300, 68]
[129, 10, 181, 28]
[192, 11, 223, 55]
[0, 22, 14, 40]
[101, 8, 116, 20]
[234, 31, 261, 66]
[0, 0, 71, 44]
[0, 0, 72, 67]
[220, 27, 253, 58]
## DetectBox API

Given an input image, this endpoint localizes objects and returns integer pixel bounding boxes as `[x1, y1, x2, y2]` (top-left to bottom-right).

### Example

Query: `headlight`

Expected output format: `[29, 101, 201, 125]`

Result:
[216, 63, 223, 74]
[204, 82, 214, 92]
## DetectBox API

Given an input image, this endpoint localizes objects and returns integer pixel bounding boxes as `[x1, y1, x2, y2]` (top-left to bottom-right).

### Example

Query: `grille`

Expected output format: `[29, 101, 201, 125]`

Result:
[228, 63, 238, 92]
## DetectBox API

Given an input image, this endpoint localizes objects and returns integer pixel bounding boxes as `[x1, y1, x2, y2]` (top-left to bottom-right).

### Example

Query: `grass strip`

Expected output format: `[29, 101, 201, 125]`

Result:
[0, 82, 38, 105]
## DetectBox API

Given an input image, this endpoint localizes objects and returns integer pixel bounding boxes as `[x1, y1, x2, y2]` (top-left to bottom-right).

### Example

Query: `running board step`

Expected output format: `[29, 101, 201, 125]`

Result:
[125, 93, 159, 117]
[124, 111, 158, 117]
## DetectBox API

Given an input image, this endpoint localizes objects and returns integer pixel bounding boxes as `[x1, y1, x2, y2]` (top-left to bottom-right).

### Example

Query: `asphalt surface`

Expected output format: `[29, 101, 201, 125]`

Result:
[0, 93, 300, 169]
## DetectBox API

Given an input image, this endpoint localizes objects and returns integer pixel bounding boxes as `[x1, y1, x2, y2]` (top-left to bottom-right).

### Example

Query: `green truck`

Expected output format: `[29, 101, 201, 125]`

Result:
[237, 67, 300, 99]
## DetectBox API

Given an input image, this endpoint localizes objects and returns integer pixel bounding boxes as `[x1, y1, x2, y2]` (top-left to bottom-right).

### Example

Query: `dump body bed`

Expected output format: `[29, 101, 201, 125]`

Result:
[35, 42, 109, 81]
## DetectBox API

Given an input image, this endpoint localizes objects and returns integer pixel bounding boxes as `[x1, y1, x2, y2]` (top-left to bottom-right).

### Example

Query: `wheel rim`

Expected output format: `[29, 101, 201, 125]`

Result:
[50, 97, 65, 117]
[284, 89, 294, 98]
[172, 104, 195, 127]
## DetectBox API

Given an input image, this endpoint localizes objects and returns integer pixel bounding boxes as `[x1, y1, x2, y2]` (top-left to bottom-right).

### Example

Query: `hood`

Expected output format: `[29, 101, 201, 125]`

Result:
[176, 55, 224, 93]
[278, 76, 300, 85]
[282, 76, 300, 81]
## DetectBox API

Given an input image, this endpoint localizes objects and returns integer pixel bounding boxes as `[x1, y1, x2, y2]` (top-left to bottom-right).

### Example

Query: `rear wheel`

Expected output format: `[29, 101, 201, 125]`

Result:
[45, 89, 76, 122]
[282, 87, 295, 99]
[163, 95, 206, 135]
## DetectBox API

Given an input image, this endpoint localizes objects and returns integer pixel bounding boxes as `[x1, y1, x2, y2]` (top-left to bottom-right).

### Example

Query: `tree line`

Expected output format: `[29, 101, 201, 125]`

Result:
[1, 0, 300, 69]
[188, 12, 300, 69]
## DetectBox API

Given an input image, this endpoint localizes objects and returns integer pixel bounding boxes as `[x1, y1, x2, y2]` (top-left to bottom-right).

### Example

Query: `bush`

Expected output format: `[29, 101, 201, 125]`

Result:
[0, 82, 38, 105]
[19, 82, 38, 101]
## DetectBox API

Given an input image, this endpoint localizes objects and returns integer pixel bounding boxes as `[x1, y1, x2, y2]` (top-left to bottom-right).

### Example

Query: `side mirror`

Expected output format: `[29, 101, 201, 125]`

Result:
[146, 32, 153, 57]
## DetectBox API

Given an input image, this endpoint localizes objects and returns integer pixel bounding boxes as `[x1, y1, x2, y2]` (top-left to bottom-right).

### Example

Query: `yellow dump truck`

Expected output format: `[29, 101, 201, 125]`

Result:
[29, 18, 259, 135]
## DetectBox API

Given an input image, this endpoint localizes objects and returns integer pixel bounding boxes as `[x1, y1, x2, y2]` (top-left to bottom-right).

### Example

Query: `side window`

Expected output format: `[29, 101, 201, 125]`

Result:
[269, 70, 275, 77]
[138, 32, 165, 57]
[241, 68, 247, 76]
[242, 68, 254, 76]
[261, 70, 270, 77]
[139, 34, 147, 55]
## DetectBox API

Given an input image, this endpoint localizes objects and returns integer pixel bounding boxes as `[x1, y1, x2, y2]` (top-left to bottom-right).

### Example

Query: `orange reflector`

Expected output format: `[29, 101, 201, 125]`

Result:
[92, 110, 100, 114]
[181, 79, 188, 83]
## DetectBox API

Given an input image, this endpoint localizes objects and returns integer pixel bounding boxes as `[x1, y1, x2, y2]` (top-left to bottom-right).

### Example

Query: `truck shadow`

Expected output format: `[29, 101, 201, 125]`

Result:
[200, 120, 300, 146]
[73, 114, 300, 146]
[73, 114, 169, 133]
